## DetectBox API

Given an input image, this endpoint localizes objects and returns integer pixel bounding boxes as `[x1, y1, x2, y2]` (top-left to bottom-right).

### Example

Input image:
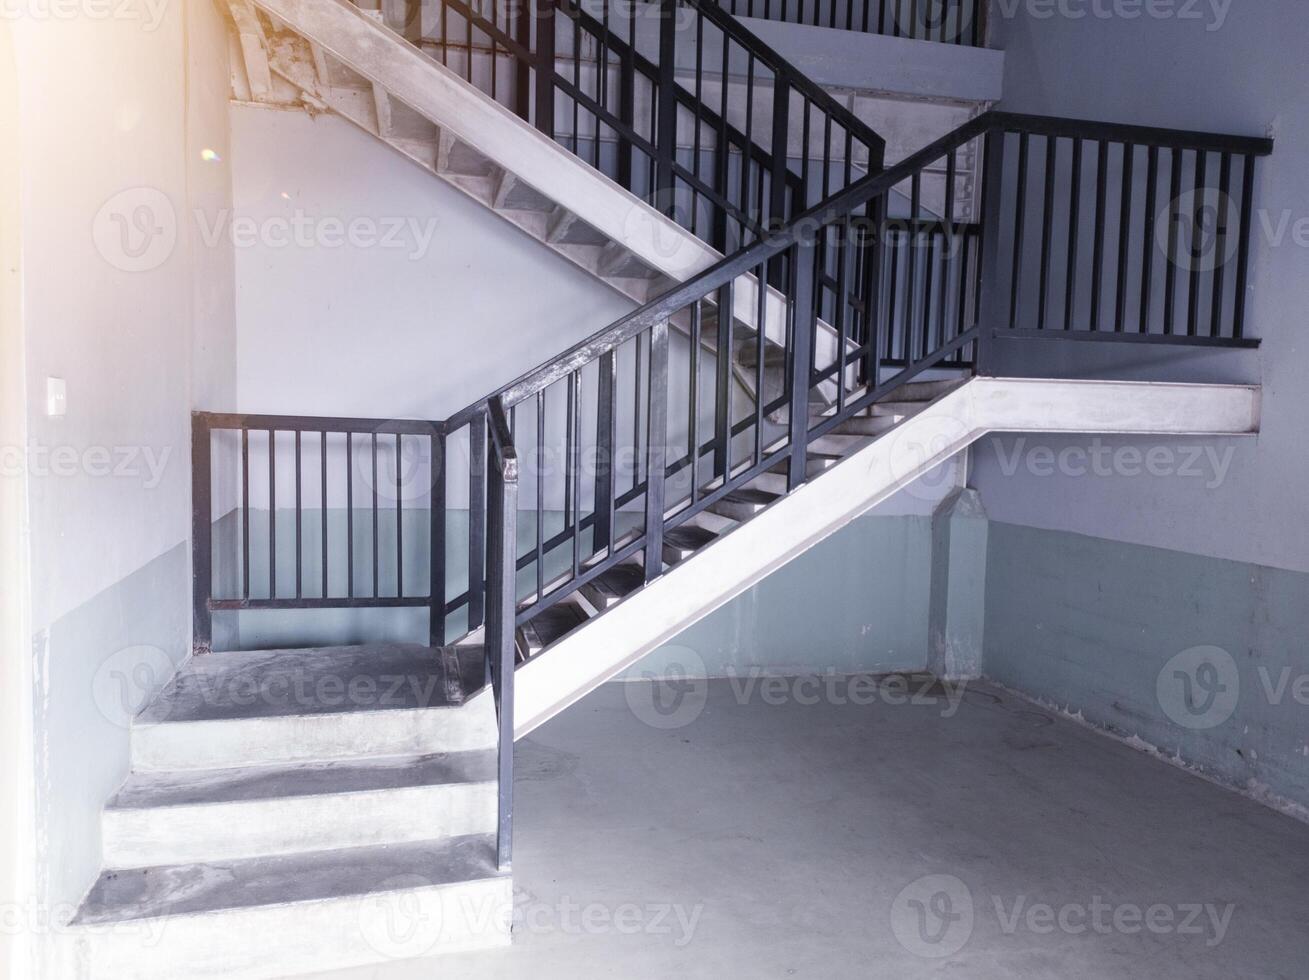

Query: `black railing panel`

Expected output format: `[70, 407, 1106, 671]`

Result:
[718, 0, 987, 46]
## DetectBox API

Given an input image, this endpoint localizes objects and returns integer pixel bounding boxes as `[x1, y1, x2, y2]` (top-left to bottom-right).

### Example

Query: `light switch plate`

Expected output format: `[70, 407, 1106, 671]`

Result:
[46, 377, 66, 418]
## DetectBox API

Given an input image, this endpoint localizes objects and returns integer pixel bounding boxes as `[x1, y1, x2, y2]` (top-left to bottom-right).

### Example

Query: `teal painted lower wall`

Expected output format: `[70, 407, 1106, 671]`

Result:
[985, 521, 1309, 814]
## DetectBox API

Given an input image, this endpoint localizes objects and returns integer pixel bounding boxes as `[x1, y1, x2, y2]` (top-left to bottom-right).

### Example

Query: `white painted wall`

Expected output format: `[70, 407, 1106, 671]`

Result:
[0, 20, 36, 978]
[973, 0, 1308, 575]
[231, 106, 635, 420]
[8, 0, 237, 959]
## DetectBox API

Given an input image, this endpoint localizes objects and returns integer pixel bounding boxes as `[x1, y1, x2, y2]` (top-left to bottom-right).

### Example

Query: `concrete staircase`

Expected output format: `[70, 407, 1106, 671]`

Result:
[62, 645, 510, 979]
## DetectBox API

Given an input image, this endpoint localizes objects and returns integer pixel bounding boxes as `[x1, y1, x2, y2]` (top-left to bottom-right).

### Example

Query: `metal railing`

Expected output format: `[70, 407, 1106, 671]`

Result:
[718, 0, 987, 46]
[192, 110, 1272, 872]
[396, 0, 887, 252]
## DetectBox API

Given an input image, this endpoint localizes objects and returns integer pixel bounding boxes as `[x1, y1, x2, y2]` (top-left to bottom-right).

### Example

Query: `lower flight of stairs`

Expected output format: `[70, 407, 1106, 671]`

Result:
[62, 645, 511, 980]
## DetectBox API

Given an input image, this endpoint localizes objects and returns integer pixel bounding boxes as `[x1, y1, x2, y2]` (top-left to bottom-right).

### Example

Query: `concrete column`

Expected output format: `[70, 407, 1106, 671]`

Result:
[928, 488, 989, 681]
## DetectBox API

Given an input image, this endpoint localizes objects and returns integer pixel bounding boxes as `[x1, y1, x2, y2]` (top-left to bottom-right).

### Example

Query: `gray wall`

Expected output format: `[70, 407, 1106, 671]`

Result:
[971, 1, 1309, 811]
[978, 0, 1307, 574]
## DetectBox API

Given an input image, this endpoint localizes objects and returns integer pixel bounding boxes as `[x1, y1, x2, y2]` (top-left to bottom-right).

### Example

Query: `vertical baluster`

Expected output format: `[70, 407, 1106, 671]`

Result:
[569, 372, 582, 577]
[836, 217, 854, 405]
[468, 413, 487, 629]
[536, 0, 555, 136]
[689, 299, 702, 502]
[1089, 139, 1108, 330]
[920, 230, 936, 359]
[1164, 148, 1183, 335]
[430, 431, 446, 647]
[1008, 132, 1030, 330]
[643, 322, 670, 583]
[593, 351, 617, 555]
[1187, 150, 1208, 337]
[755, 258, 768, 455]
[1232, 154, 1256, 341]
[1140, 146, 1159, 334]
[320, 431, 327, 598]
[241, 428, 250, 600]
[371, 433, 379, 596]
[1210, 152, 1233, 339]
[907, 171, 922, 355]
[346, 432, 354, 598]
[191, 416, 214, 656]
[396, 433, 404, 598]
[632, 333, 643, 489]
[294, 430, 302, 600]
[1038, 137, 1056, 330]
[942, 148, 958, 343]
[713, 280, 734, 483]
[268, 429, 276, 600]
[484, 403, 517, 874]
[864, 195, 887, 385]
[1064, 137, 1082, 331]
[1114, 142, 1136, 333]
[885, 224, 901, 363]
[974, 126, 1009, 373]
[655, 0, 677, 211]
[536, 390, 545, 602]
[788, 243, 817, 490]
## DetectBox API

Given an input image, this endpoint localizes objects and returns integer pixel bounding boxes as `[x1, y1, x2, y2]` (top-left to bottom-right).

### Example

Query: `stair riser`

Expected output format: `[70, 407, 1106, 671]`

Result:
[62, 877, 511, 980]
[132, 699, 497, 772]
[103, 783, 497, 869]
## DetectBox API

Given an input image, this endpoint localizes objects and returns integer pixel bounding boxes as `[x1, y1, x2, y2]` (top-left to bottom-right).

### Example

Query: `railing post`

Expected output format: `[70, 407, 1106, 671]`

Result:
[655, 0, 678, 214]
[534, 0, 556, 136]
[191, 413, 213, 656]
[973, 125, 1008, 376]
[593, 350, 617, 555]
[468, 410, 487, 631]
[769, 78, 792, 226]
[642, 321, 670, 583]
[486, 400, 518, 873]
[429, 429, 447, 647]
[787, 243, 818, 491]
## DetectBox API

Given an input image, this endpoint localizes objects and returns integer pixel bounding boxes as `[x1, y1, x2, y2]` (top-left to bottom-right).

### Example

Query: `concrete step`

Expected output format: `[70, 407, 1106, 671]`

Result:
[752, 453, 842, 494]
[103, 750, 497, 868]
[662, 525, 719, 565]
[66, 834, 511, 980]
[578, 561, 646, 610]
[131, 644, 495, 772]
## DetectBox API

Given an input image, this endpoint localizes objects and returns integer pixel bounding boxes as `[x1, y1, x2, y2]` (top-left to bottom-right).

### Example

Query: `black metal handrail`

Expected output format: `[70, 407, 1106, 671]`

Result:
[719, 0, 988, 46]
[402, 0, 887, 251]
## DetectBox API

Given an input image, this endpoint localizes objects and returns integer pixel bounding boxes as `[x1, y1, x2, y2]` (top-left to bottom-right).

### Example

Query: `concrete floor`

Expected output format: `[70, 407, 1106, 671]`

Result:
[316, 676, 1309, 979]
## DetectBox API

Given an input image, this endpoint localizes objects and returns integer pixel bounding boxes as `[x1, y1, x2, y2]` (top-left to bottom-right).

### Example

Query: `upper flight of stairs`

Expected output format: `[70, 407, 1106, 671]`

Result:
[223, 0, 854, 404]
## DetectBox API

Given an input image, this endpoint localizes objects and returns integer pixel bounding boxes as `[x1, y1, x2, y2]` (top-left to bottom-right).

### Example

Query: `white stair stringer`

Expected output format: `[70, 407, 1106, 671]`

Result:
[513, 377, 1261, 736]
[228, 0, 850, 384]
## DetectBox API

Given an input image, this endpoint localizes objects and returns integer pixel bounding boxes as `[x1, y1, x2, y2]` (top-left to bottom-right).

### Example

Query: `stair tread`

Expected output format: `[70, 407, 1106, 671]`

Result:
[73, 833, 504, 927]
[664, 525, 718, 550]
[108, 749, 498, 811]
[138, 644, 484, 726]
[582, 562, 646, 602]
[722, 488, 779, 505]
[518, 601, 589, 653]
